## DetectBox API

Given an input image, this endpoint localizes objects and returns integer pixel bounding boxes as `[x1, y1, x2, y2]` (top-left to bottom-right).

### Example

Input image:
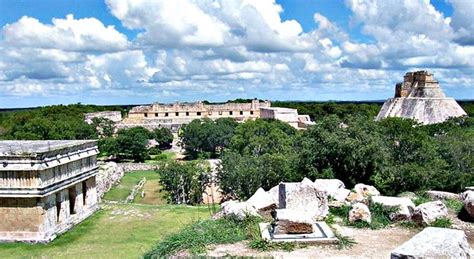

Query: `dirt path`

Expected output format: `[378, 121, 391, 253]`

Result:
[207, 225, 473, 258]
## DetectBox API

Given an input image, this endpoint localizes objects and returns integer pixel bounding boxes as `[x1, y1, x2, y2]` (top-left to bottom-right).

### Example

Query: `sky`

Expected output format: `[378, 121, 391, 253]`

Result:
[0, 0, 473, 108]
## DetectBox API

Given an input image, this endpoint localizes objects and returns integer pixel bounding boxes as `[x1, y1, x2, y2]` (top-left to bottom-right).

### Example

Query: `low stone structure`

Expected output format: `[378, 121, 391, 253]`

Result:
[260, 107, 314, 129]
[84, 111, 122, 124]
[376, 71, 467, 124]
[0, 140, 99, 242]
[96, 162, 124, 198]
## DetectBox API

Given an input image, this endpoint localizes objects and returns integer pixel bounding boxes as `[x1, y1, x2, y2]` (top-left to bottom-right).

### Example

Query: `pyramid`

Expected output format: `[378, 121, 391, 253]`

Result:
[376, 71, 467, 125]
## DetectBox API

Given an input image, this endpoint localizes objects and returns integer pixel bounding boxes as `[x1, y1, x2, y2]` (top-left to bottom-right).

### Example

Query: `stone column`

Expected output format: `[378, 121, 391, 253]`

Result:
[85, 177, 98, 209]
[56, 189, 70, 224]
[72, 183, 84, 214]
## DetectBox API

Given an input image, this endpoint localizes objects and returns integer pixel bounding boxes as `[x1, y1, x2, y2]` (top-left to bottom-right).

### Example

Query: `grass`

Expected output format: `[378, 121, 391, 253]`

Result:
[145, 151, 176, 165]
[103, 170, 163, 204]
[429, 217, 453, 228]
[0, 203, 210, 258]
[444, 198, 464, 214]
[144, 216, 252, 257]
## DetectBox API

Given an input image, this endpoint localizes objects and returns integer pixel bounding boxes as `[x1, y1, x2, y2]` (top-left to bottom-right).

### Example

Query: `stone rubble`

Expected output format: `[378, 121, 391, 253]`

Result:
[273, 209, 314, 234]
[349, 203, 371, 224]
[425, 190, 460, 201]
[412, 201, 448, 225]
[461, 190, 474, 219]
[371, 196, 415, 221]
[354, 183, 380, 197]
[391, 227, 472, 258]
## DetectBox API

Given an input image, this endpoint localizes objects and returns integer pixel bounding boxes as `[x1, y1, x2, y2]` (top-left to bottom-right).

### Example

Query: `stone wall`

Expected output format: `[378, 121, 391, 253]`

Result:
[118, 163, 160, 172]
[96, 162, 125, 198]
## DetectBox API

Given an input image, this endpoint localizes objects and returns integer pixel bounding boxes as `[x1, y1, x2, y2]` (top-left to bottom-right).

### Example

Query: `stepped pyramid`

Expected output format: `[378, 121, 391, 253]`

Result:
[376, 71, 467, 124]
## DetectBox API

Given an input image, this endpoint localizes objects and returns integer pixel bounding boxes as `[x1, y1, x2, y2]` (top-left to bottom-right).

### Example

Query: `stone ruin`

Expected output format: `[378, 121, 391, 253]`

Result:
[376, 71, 467, 124]
[0, 140, 99, 242]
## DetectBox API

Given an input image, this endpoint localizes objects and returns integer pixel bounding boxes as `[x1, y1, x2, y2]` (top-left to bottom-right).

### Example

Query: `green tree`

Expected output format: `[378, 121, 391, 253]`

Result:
[153, 127, 174, 149]
[158, 161, 210, 205]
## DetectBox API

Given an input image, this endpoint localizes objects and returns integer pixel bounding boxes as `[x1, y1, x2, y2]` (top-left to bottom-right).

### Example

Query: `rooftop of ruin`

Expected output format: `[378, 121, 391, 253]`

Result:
[0, 140, 98, 157]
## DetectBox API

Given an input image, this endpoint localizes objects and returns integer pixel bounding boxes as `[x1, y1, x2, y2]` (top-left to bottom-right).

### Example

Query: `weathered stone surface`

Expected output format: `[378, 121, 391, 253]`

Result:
[371, 196, 415, 220]
[354, 183, 380, 197]
[279, 180, 328, 220]
[247, 187, 277, 213]
[397, 192, 417, 200]
[349, 203, 371, 224]
[426, 190, 460, 201]
[412, 201, 448, 225]
[461, 190, 474, 219]
[346, 191, 367, 204]
[333, 188, 351, 202]
[314, 179, 345, 197]
[391, 227, 472, 258]
[273, 209, 314, 234]
[376, 71, 467, 125]
[220, 200, 259, 220]
[96, 162, 124, 198]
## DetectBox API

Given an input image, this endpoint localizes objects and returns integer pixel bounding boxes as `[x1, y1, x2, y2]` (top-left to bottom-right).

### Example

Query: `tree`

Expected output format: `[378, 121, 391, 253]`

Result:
[91, 117, 115, 138]
[100, 127, 151, 162]
[158, 161, 210, 205]
[153, 127, 174, 149]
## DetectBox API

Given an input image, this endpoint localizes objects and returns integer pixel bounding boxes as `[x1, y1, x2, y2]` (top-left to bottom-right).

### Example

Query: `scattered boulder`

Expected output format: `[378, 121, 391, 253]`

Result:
[346, 191, 367, 204]
[354, 183, 380, 197]
[371, 196, 415, 220]
[333, 188, 351, 202]
[391, 227, 472, 258]
[426, 190, 460, 201]
[247, 187, 277, 214]
[314, 179, 345, 197]
[348, 203, 371, 224]
[267, 184, 280, 205]
[397, 192, 417, 200]
[220, 200, 259, 220]
[273, 209, 314, 234]
[279, 180, 328, 220]
[412, 201, 448, 225]
[461, 190, 474, 219]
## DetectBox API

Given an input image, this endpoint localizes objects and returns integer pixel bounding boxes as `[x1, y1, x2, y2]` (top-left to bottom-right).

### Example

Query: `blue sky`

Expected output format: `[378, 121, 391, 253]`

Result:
[0, 0, 473, 108]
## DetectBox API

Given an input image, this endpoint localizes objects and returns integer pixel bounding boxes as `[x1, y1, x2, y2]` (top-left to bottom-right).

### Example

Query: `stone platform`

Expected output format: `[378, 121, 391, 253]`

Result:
[259, 222, 338, 244]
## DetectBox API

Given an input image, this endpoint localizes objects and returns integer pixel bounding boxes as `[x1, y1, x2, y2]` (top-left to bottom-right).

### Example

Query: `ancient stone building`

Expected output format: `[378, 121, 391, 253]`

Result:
[119, 99, 271, 131]
[84, 111, 122, 124]
[260, 107, 314, 129]
[376, 71, 467, 124]
[0, 140, 99, 242]
[118, 99, 313, 131]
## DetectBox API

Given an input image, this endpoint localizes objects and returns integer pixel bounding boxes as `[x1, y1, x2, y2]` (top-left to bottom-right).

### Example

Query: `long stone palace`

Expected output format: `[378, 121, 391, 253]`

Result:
[0, 140, 99, 242]
[86, 99, 314, 131]
[376, 71, 467, 124]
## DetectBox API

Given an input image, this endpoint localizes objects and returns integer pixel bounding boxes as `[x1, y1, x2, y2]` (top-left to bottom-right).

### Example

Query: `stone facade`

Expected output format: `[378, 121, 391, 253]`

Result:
[0, 140, 99, 243]
[84, 111, 122, 124]
[376, 71, 467, 124]
[119, 99, 313, 131]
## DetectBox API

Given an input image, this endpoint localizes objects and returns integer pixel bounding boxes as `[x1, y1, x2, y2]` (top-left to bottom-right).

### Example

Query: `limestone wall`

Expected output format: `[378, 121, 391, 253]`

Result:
[118, 163, 160, 172]
[84, 111, 122, 124]
[96, 162, 125, 198]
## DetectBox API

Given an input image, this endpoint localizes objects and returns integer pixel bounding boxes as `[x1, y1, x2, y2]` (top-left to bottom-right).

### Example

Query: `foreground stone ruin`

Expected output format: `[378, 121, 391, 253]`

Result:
[376, 70, 467, 124]
[0, 140, 100, 242]
[391, 227, 472, 258]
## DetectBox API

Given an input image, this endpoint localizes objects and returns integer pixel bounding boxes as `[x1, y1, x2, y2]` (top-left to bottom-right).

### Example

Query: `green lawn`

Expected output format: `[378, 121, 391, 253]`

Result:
[0, 204, 210, 258]
[0, 170, 210, 258]
[103, 170, 161, 203]
[145, 151, 176, 165]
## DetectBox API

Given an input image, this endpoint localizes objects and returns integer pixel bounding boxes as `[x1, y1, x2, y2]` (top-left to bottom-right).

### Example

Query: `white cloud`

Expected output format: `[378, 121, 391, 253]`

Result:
[449, 0, 474, 45]
[2, 15, 129, 52]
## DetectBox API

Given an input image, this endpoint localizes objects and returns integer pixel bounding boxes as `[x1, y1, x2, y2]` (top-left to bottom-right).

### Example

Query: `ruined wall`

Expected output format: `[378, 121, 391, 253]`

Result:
[0, 198, 43, 233]
[96, 162, 125, 198]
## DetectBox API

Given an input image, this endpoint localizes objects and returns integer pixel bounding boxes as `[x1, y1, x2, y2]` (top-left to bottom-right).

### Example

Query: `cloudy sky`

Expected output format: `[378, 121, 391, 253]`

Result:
[0, 0, 473, 108]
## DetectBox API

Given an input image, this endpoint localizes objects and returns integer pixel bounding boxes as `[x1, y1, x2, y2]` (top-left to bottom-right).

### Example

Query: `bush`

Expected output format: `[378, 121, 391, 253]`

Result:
[429, 217, 452, 228]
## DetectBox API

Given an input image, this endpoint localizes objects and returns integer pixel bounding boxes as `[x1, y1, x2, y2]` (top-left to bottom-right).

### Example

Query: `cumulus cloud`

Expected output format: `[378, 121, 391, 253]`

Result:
[1, 0, 473, 104]
[2, 14, 129, 52]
